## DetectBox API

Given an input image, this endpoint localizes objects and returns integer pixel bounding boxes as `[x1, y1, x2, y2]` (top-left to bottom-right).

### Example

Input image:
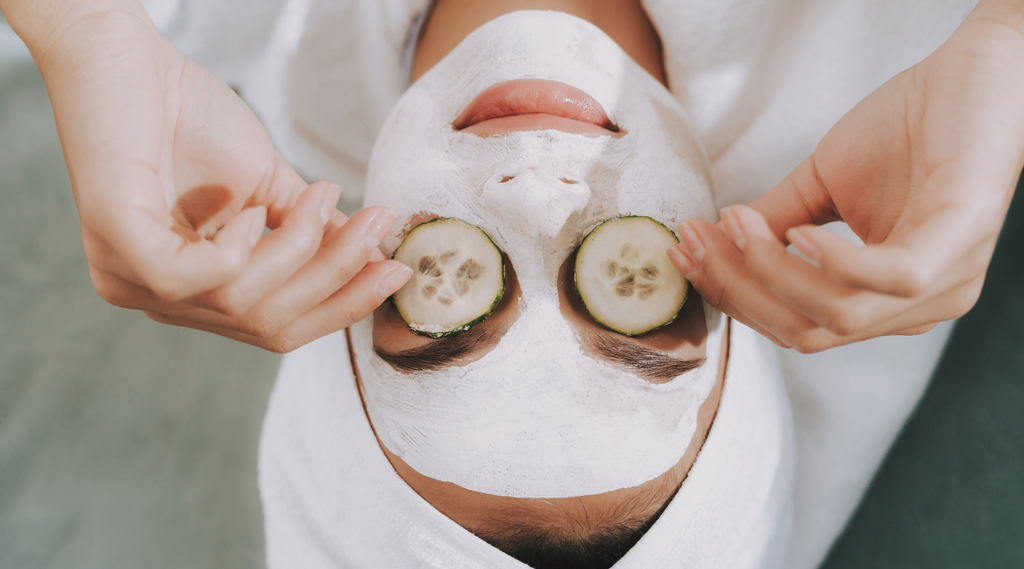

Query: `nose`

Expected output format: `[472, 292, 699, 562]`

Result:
[483, 168, 592, 239]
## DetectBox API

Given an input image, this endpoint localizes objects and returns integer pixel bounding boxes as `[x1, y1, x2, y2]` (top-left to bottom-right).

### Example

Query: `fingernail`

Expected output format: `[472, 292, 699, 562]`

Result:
[787, 228, 820, 263]
[320, 184, 342, 224]
[376, 264, 413, 302]
[681, 221, 705, 262]
[668, 246, 699, 280]
[248, 206, 266, 247]
[364, 209, 397, 249]
[721, 207, 746, 251]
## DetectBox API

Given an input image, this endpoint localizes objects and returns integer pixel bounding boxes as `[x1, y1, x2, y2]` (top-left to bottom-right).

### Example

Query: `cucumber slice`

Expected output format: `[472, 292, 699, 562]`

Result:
[574, 216, 688, 336]
[392, 218, 505, 338]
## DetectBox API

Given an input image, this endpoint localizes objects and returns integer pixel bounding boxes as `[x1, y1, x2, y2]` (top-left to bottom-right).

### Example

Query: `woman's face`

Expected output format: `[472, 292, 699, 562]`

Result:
[351, 11, 723, 500]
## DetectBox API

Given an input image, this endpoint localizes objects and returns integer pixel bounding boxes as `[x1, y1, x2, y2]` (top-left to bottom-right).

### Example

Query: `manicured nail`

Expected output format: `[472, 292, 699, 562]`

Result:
[248, 206, 266, 247]
[365, 209, 397, 249]
[376, 264, 413, 302]
[787, 228, 820, 263]
[721, 207, 746, 251]
[320, 184, 342, 224]
[681, 221, 705, 262]
[668, 246, 699, 280]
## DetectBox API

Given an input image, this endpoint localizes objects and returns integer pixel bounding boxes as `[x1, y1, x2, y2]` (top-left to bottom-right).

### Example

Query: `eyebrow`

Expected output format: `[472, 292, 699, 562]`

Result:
[375, 326, 704, 382]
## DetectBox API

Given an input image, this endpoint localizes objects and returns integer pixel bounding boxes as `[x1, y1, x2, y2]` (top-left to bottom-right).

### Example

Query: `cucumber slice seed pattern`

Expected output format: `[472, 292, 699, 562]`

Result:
[392, 218, 505, 338]
[575, 216, 688, 336]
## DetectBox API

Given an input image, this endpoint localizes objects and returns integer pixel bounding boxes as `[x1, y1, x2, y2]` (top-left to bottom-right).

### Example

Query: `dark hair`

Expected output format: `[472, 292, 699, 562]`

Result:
[473, 482, 677, 569]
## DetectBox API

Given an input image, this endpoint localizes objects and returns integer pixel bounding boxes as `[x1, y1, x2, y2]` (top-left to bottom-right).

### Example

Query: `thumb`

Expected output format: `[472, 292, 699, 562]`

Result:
[739, 155, 841, 241]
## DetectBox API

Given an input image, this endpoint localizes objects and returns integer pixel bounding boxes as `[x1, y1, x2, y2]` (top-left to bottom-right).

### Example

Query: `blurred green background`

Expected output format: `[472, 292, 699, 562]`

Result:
[1, 17, 1021, 569]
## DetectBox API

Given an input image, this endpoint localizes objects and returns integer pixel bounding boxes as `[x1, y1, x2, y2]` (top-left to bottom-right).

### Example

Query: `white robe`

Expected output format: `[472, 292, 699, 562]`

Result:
[142, 0, 971, 566]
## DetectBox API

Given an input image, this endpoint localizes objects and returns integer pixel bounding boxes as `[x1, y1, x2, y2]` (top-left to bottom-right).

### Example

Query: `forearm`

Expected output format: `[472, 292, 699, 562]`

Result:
[0, 0, 150, 60]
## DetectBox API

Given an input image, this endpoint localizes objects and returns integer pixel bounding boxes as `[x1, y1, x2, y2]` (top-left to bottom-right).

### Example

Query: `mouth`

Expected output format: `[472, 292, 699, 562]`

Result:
[454, 79, 620, 136]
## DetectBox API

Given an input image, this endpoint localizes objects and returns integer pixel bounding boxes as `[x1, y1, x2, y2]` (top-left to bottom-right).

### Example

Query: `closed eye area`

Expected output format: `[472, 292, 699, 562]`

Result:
[372, 234, 707, 381]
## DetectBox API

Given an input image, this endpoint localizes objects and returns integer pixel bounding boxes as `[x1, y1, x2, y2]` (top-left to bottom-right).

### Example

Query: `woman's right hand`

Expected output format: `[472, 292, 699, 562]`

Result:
[6, 1, 411, 352]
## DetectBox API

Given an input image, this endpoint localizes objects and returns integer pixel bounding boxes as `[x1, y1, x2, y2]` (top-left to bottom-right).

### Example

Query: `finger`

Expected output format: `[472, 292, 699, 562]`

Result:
[741, 155, 842, 241]
[82, 200, 268, 301]
[674, 215, 967, 352]
[256, 149, 347, 231]
[891, 323, 939, 336]
[88, 263, 168, 310]
[668, 246, 787, 347]
[324, 208, 385, 263]
[257, 260, 412, 352]
[111, 207, 400, 337]
[143, 310, 268, 350]
[145, 261, 412, 353]
[675, 212, 975, 349]
[722, 205, 916, 335]
[862, 276, 983, 335]
[673, 218, 832, 351]
[228, 206, 398, 337]
[784, 201, 997, 297]
[187, 182, 339, 315]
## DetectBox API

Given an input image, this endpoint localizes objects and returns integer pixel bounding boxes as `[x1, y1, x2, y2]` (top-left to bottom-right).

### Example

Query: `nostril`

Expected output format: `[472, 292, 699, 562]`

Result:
[559, 178, 579, 185]
[499, 176, 515, 184]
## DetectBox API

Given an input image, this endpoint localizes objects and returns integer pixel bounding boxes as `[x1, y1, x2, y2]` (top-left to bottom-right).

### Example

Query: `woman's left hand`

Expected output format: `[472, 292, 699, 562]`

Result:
[669, 0, 1024, 353]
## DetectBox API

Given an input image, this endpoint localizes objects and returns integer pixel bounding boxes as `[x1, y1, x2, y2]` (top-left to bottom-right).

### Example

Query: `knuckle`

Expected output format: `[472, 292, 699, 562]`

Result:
[336, 258, 364, 286]
[951, 281, 984, 318]
[740, 248, 772, 278]
[90, 272, 127, 307]
[898, 323, 937, 336]
[262, 336, 298, 354]
[788, 331, 825, 354]
[894, 264, 931, 297]
[706, 270, 738, 306]
[81, 234, 105, 264]
[346, 304, 368, 328]
[824, 306, 867, 336]
[136, 264, 186, 302]
[291, 224, 321, 257]
[143, 310, 173, 325]
[239, 309, 282, 339]
[703, 283, 729, 314]
[146, 277, 184, 302]
[220, 250, 248, 277]
[208, 286, 249, 317]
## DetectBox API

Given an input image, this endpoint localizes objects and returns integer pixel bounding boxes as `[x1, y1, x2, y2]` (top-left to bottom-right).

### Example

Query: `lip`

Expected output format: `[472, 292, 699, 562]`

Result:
[454, 79, 620, 136]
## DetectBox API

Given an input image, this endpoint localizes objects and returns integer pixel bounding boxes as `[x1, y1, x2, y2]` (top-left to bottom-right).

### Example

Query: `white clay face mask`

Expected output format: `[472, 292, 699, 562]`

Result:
[352, 11, 722, 499]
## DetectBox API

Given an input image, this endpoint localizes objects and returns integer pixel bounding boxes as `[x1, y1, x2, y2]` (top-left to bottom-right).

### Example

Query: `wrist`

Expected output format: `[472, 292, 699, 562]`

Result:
[0, 0, 151, 64]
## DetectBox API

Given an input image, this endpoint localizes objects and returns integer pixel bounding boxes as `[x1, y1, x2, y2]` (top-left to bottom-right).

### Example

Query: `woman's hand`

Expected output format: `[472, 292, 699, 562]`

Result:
[7, 1, 411, 352]
[670, 0, 1024, 353]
